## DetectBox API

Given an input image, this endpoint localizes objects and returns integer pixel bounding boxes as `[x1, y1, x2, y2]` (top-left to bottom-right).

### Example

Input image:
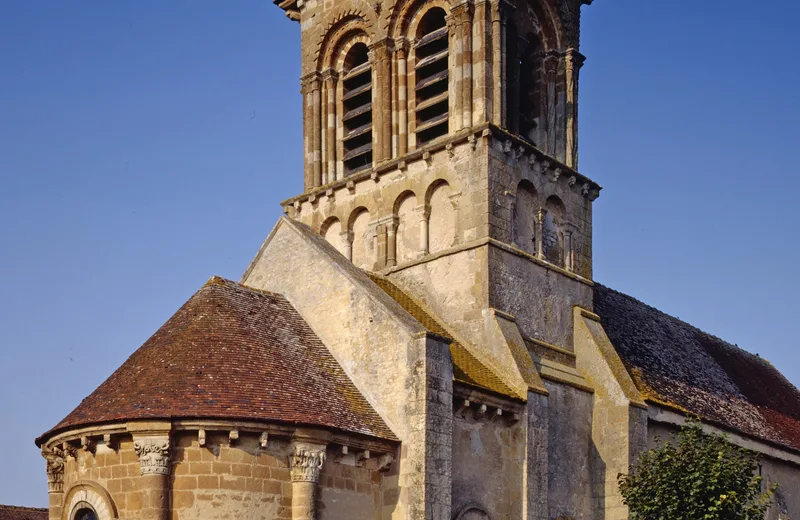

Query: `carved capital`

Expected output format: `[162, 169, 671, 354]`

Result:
[134, 438, 171, 476]
[43, 450, 65, 493]
[290, 443, 327, 483]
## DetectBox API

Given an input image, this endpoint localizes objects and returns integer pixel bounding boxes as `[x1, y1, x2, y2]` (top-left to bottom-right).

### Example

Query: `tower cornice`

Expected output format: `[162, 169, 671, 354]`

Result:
[280, 123, 602, 211]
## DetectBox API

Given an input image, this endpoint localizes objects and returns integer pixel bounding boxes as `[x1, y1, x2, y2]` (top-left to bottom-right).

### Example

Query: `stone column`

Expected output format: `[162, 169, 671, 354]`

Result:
[490, 1, 504, 125]
[300, 74, 315, 191]
[387, 218, 398, 267]
[395, 38, 410, 157]
[417, 205, 431, 256]
[473, 0, 491, 124]
[44, 451, 65, 520]
[370, 39, 392, 163]
[563, 230, 573, 271]
[564, 49, 585, 170]
[311, 74, 323, 187]
[536, 209, 546, 260]
[453, 2, 474, 130]
[134, 437, 171, 520]
[340, 231, 353, 262]
[289, 442, 326, 520]
[322, 69, 338, 184]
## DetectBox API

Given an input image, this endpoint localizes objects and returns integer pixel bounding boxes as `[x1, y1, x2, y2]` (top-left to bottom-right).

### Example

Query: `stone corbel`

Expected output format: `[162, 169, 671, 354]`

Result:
[376, 453, 395, 472]
[133, 437, 171, 476]
[60, 442, 78, 460]
[289, 442, 327, 483]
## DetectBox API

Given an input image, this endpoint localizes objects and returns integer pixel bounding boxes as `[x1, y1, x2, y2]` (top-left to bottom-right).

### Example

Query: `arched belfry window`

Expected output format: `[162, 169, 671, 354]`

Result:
[414, 8, 449, 146]
[507, 27, 544, 146]
[519, 33, 543, 145]
[342, 42, 373, 175]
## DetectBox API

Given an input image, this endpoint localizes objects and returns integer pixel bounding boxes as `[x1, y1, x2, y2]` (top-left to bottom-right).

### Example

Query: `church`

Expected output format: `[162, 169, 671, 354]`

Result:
[35, 1, 800, 519]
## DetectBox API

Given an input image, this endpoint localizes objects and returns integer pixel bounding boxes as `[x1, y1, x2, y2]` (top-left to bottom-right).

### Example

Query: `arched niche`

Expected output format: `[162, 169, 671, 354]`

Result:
[453, 504, 492, 520]
[427, 180, 456, 254]
[321, 217, 344, 257]
[349, 208, 372, 269]
[513, 180, 538, 255]
[395, 191, 419, 264]
[543, 195, 566, 266]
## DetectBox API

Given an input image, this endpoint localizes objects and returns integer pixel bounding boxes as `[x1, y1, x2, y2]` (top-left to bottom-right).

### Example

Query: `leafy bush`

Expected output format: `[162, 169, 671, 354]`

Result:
[618, 420, 776, 520]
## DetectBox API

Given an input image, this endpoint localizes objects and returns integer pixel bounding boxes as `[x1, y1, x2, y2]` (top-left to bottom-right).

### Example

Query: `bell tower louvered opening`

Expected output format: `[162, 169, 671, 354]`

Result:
[342, 43, 373, 175]
[414, 9, 449, 146]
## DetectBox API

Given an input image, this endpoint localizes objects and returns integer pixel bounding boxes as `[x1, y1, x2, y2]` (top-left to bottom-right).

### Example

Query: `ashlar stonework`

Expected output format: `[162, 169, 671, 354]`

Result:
[35, 1, 800, 520]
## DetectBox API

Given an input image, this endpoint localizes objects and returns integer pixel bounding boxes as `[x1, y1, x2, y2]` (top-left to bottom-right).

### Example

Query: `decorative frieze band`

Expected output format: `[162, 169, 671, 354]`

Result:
[134, 437, 171, 476]
[290, 443, 327, 483]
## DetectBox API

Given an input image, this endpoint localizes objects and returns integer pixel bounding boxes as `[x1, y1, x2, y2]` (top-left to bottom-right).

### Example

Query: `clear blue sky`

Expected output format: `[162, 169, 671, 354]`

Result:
[1, 0, 798, 508]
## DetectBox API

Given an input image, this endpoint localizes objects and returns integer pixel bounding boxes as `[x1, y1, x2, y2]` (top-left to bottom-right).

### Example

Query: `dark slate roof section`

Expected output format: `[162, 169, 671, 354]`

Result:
[38, 277, 397, 444]
[594, 284, 800, 452]
[0, 506, 48, 520]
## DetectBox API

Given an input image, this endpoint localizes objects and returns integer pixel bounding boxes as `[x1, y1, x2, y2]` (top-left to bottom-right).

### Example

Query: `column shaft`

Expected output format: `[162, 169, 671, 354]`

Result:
[324, 72, 338, 182]
[462, 7, 474, 128]
[397, 42, 409, 157]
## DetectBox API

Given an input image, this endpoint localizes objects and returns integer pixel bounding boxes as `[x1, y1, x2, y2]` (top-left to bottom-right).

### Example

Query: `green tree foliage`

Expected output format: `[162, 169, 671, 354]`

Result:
[618, 420, 776, 520]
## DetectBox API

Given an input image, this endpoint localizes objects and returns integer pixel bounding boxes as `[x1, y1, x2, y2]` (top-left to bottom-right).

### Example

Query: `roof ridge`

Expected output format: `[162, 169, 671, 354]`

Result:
[594, 282, 768, 365]
[0, 506, 48, 511]
[204, 275, 285, 300]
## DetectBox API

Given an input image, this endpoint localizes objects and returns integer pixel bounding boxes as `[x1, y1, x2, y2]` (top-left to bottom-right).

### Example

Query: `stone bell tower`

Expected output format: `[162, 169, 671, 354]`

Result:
[275, 0, 600, 357]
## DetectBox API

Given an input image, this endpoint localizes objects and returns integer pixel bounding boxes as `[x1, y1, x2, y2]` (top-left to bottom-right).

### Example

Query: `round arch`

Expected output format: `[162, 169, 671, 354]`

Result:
[453, 504, 492, 520]
[62, 481, 117, 520]
[318, 16, 371, 71]
[390, 0, 452, 40]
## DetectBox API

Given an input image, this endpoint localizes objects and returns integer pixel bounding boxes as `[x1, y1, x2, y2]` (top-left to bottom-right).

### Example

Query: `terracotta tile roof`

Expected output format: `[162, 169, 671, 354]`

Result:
[594, 284, 800, 452]
[368, 274, 521, 399]
[0, 506, 48, 520]
[38, 277, 397, 444]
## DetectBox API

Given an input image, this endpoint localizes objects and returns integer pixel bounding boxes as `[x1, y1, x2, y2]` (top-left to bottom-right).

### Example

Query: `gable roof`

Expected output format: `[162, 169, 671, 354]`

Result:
[594, 284, 800, 452]
[368, 273, 522, 400]
[38, 277, 397, 445]
[0, 506, 48, 520]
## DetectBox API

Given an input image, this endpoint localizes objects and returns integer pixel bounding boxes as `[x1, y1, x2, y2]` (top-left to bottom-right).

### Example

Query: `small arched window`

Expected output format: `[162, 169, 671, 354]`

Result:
[73, 508, 97, 520]
[341, 43, 373, 175]
[414, 8, 449, 146]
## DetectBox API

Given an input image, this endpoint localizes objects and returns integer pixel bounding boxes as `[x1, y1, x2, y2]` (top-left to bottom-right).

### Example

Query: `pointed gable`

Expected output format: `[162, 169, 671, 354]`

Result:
[38, 277, 397, 444]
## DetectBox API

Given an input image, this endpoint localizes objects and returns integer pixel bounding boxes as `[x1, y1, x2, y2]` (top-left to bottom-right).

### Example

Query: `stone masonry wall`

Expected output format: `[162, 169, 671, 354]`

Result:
[58, 431, 291, 520]
[451, 408, 526, 520]
[56, 430, 386, 520]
